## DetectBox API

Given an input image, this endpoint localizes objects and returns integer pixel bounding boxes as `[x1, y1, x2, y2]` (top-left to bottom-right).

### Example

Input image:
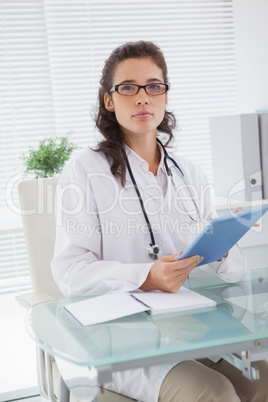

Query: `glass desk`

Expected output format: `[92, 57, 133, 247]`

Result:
[26, 269, 268, 401]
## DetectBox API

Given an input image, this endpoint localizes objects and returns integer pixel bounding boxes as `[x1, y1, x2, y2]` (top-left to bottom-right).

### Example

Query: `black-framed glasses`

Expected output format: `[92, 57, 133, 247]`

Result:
[110, 83, 169, 96]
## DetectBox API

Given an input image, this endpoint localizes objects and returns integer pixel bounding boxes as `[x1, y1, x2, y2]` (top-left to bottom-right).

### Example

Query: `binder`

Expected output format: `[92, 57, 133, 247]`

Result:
[258, 113, 268, 199]
[209, 114, 262, 201]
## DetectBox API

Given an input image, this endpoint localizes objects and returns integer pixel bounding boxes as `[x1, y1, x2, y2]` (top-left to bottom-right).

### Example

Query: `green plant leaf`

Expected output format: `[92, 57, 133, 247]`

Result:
[21, 136, 78, 178]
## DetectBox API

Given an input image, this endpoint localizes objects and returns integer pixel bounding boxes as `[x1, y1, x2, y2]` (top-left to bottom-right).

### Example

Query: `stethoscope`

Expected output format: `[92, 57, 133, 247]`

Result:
[124, 138, 201, 260]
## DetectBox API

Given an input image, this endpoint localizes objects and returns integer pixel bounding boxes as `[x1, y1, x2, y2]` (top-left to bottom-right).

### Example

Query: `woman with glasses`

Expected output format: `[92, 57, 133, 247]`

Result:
[52, 41, 268, 401]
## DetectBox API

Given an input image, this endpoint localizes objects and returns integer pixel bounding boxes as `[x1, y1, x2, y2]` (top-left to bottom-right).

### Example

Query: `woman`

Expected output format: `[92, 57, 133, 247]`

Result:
[52, 41, 268, 401]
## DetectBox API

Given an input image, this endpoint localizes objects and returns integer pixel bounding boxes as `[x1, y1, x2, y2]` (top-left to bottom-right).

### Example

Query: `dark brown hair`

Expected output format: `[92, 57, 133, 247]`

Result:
[95, 41, 176, 185]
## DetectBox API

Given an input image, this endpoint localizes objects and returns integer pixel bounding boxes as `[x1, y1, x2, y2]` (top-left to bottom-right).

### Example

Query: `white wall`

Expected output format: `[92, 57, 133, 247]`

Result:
[233, 0, 268, 113]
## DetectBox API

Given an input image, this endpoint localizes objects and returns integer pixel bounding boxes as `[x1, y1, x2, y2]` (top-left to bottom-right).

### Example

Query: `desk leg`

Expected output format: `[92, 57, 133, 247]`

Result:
[55, 356, 99, 402]
[222, 352, 260, 381]
[59, 374, 70, 402]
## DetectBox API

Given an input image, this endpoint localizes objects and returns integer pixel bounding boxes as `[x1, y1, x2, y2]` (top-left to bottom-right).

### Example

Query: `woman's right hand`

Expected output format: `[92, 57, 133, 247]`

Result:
[140, 253, 204, 293]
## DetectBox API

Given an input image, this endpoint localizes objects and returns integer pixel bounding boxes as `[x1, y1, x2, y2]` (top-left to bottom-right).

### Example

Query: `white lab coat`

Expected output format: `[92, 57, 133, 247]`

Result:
[51, 144, 245, 402]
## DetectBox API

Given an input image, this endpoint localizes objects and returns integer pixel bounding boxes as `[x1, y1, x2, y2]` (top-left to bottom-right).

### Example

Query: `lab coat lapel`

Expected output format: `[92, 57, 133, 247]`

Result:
[168, 162, 200, 222]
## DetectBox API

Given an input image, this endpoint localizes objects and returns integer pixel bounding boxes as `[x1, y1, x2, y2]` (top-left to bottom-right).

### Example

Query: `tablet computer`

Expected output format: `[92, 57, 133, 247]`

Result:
[176, 204, 268, 266]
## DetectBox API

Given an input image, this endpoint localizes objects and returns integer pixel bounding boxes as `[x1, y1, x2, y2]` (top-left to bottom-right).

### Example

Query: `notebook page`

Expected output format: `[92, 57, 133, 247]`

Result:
[65, 293, 149, 326]
[131, 287, 216, 314]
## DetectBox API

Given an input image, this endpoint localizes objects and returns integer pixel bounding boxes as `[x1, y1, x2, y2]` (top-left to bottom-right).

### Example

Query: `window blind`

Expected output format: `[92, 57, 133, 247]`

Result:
[0, 0, 238, 292]
[0, 232, 30, 294]
[43, 0, 238, 180]
[0, 0, 56, 212]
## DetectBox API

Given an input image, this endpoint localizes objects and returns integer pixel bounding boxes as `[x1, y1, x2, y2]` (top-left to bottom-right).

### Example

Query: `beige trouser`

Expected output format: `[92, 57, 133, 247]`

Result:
[159, 358, 268, 402]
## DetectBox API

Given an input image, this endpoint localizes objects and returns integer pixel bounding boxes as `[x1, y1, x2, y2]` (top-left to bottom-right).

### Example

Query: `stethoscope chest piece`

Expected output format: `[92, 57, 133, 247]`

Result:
[146, 244, 163, 260]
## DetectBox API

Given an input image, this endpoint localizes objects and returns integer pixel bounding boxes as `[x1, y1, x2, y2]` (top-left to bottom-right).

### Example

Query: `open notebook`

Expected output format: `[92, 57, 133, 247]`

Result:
[65, 287, 216, 326]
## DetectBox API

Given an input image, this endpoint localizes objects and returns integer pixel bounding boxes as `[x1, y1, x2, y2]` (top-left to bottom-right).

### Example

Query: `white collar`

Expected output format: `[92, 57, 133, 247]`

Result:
[124, 142, 165, 175]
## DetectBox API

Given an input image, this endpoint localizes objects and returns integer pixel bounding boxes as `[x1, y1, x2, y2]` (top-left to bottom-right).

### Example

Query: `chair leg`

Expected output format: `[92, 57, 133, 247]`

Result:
[36, 346, 58, 401]
[36, 346, 49, 399]
[44, 351, 57, 401]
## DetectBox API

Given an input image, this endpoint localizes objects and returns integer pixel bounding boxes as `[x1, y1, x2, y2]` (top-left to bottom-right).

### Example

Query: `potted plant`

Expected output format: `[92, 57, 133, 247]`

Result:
[21, 136, 77, 179]
[18, 135, 78, 222]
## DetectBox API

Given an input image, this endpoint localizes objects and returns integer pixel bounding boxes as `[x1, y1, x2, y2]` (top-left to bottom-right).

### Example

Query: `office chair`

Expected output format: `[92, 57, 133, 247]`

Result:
[17, 177, 135, 402]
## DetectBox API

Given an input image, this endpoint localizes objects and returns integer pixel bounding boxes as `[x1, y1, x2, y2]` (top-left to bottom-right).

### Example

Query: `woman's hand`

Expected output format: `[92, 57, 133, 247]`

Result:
[217, 206, 259, 262]
[234, 206, 260, 227]
[140, 253, 204, 293]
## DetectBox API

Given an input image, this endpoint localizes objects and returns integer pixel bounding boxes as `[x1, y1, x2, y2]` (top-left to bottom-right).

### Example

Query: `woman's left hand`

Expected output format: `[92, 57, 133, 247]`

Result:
[234, 206, 260, 227]
[218, 206, 259, 262]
